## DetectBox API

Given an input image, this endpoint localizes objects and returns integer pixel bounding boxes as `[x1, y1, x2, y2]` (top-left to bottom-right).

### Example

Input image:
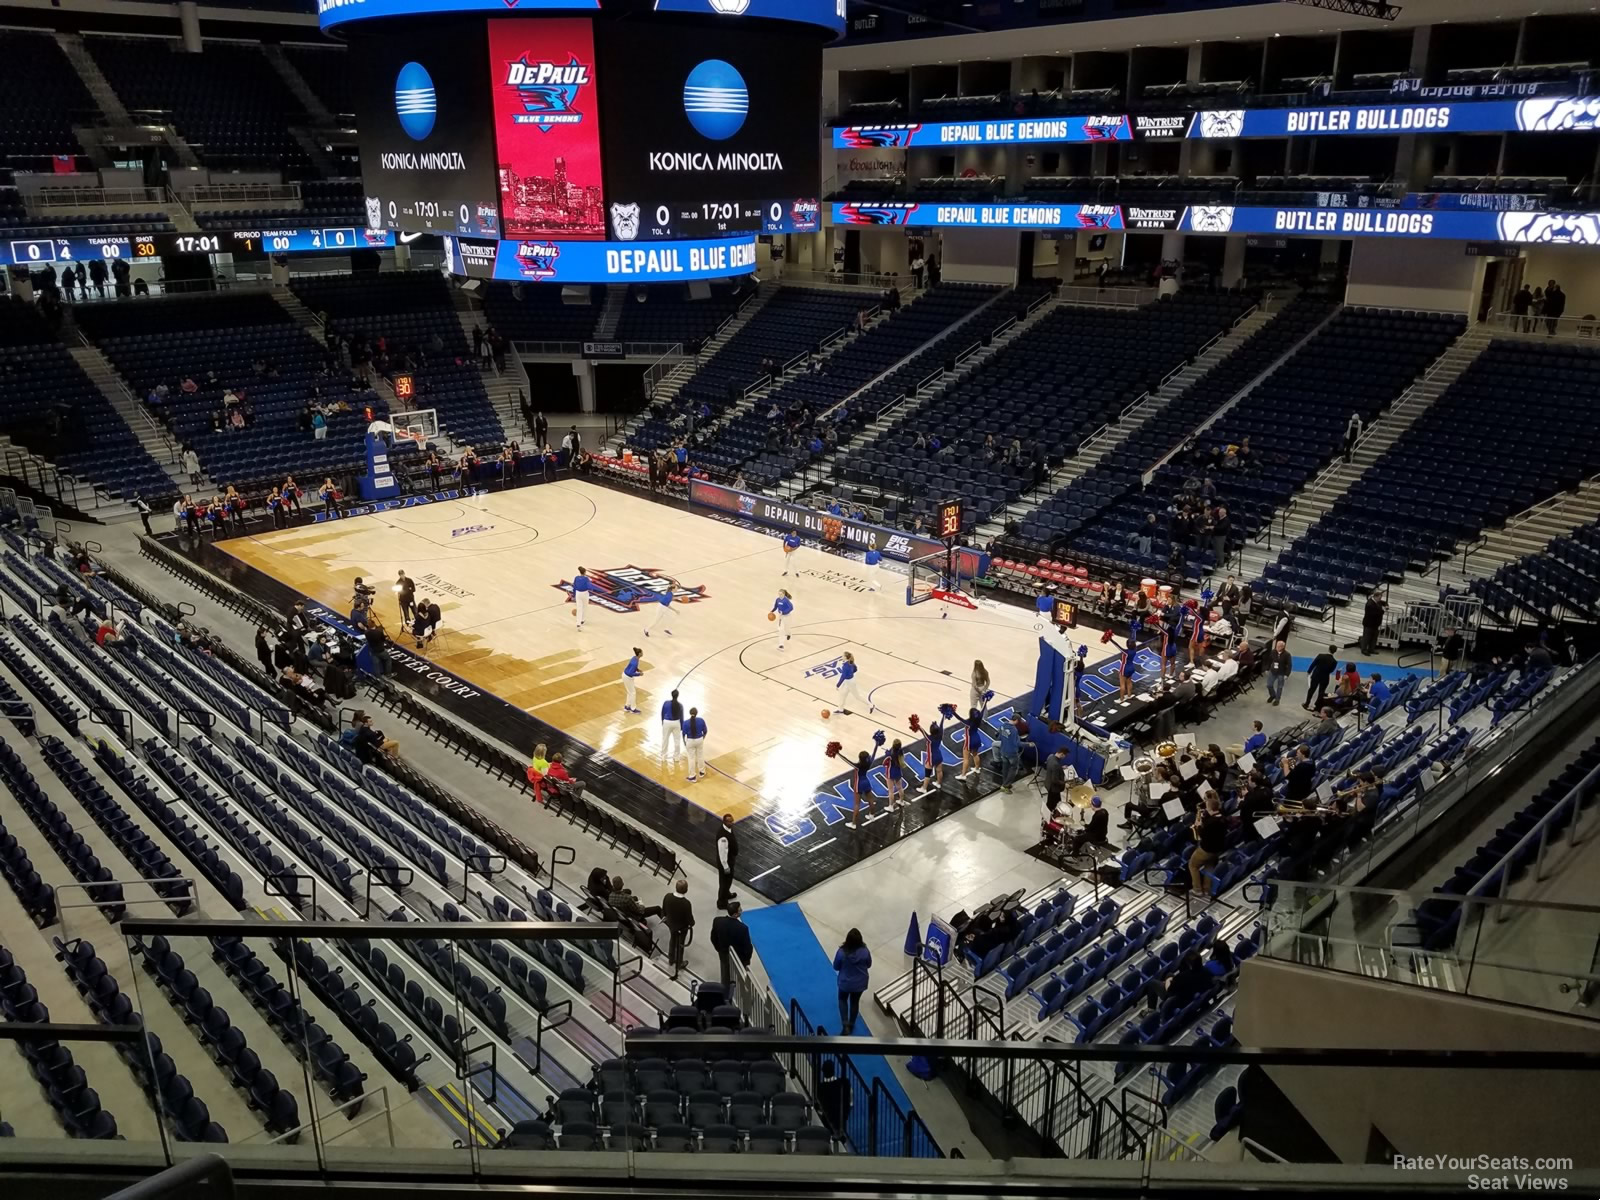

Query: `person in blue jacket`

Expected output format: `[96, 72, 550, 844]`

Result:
[571, 567, 592, 629]
[660, 688, 685, 766]
[645, 587, 674, 637]
[864, 546, 882, 591]
[995, 715, 1022, 793]
[771, 589, 794, 646]
[621, 647, 643, 713]
[682, 706, 708, 781]
[781, 531, 802, 576]
[832, 928, 872, 1034]
[833, 650, 864, 715]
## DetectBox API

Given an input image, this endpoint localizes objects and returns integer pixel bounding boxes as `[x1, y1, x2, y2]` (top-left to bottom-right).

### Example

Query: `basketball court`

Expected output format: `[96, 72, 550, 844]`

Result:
[204, 479, 1059, 899]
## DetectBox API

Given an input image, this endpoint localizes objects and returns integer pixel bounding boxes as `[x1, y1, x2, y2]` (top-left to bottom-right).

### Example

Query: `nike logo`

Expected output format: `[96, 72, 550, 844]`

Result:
[399, 231, 425, 244]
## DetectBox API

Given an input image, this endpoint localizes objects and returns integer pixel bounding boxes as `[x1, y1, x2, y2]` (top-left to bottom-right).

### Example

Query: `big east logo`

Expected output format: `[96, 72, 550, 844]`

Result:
[506, 56, 591, 131]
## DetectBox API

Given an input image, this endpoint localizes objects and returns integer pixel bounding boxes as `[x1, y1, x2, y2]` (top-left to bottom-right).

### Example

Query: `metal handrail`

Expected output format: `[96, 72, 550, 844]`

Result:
[102, 1153, 234, 1200]
[26, 185, 165, 210]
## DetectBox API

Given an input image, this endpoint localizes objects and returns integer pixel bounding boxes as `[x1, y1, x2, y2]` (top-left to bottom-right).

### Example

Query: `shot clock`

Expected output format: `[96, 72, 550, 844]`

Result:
[936, 499, 964, 541]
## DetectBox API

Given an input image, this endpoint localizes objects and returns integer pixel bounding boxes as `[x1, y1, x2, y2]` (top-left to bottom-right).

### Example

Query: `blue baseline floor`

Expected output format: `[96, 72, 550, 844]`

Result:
[742, 902, 914, 1154]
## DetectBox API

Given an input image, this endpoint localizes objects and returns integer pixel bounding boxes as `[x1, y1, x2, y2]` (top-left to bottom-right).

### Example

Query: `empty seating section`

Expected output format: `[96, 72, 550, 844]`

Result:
[1473, 515, 1600, 624]
[284, 46, 357, 119]
[691, 284, 1000, 487]
[1264, 341, 1600, 612]
[837, 293, 1250, 531]
[1021, 295, 1338, 550]
[630, 288, 865, 453]
[0, 32, 94, 171]
[613, 284, 750, 347]
[1408, 737, 1600, 952]
[76, 293, 379, 490]
[479, 283, 602, 343]
[0, 304, 171, 500]
[1078, 308, 1465, 585]
[300, 180, 364, 226]
[291, 272, 505, 446]
[86, 38, 308, 171]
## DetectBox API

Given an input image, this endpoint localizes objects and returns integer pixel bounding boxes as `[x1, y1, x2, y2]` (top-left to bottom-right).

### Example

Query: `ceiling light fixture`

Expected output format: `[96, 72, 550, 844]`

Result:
[1285, 0, 1401, 19]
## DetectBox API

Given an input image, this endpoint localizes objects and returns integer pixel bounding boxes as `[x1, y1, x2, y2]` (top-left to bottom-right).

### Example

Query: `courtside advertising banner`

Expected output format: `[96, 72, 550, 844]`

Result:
[489, 18, 607, 240]
[688, 479, 988, 577]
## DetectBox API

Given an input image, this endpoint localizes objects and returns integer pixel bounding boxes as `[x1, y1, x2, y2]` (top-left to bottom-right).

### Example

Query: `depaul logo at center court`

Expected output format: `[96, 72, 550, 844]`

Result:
[553, 566, 709, 614]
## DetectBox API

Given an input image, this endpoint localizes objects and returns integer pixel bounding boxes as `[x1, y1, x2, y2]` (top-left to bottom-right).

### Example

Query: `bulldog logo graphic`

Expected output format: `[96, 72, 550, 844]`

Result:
[610, 202, 641, 241]
[1189, 205, 1236, 233]
[364, 195, 383, 230]
[1515, 98, 1600, 133]
[1497, 211, 1600, 246]
[1198, 110, 1245, 139]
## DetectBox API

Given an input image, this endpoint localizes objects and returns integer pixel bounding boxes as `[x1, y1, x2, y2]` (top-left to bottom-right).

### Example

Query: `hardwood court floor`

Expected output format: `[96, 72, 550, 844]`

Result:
[220, 482, 1049, 829]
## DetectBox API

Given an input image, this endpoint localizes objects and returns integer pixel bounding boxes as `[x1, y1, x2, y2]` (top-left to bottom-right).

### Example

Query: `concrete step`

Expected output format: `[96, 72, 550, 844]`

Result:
[263, 43, 334, 125]
[55, 32, 131, 125]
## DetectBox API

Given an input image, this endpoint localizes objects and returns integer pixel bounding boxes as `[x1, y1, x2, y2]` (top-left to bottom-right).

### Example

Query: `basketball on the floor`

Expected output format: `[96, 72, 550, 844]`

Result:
[767, 611, 776, 622]
[570, 607, 577, 616]
[820, 709, 830, 719]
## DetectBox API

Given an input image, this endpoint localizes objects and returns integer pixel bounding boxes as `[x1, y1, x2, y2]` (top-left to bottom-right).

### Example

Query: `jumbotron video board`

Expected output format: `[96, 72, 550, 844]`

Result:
[348, 2, 827, 276]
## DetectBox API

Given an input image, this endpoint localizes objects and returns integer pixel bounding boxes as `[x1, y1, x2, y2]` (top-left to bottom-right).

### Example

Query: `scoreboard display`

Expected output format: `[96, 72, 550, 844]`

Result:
[593, 21, 821, 241]
[0, 228, 394, 267]
[349, 11, 824, 257]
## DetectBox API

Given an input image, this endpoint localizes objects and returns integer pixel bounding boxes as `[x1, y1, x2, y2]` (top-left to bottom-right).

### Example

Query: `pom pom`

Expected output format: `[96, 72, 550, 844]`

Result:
[982, 689, 995, 702]
[1077, 644, 1090, 658]
[1100, 627, 1116, 644]
[872, 729, 886, 747]
[908, 713, 922, 733]
[825, 741, 843, 759]
[938, 702, 958, 718]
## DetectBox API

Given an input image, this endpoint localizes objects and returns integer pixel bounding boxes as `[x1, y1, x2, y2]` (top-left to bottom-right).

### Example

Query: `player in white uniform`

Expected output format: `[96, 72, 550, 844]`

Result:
[645, 589, 674, 637]
[863, 547, 883, 591]
[571, 567, 592, 629]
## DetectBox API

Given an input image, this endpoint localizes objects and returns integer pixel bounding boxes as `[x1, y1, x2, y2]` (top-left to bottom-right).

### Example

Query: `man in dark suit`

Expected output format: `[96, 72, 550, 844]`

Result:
[710, 901, 752, 1000]
[715, 812, 738, 911]
[661, 879, 694, 976]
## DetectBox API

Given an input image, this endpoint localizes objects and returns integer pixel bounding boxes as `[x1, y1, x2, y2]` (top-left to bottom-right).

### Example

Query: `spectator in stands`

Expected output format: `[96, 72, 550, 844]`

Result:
[710, 900, 752, 1000]
[1281, 744, 1316, 806]
[1367, 674, 1392, 708]
[60, 265, 79, 302]
[1360, 590, 1386, 655]
[1526, 640, 1556, 671]
[255, 626, 274, 675]
[312, 408, 328, 441]
[180, 446, 201, 486]
[1513, 284, 1534, 332]
[1303, 644, 1337, 711]
[609, 876, 662, 922]
[1206, 941, 1238, 983]
[133, 277, 149, 297]
[1315, 707, 1341, 741]
[347, 711, 396, 764]
[1544, 280, 1566, 335]
[1337, 662, 1363, 706]
[87, 258, 107, 299]
[1131, 512, 1158, 558]
[1441, 627, 1465, 674]
[660, 879, 694, 975]
[1232, 720, 1266, 764]
[1342, 411, 1363, 462]
[1158, 951, 1210, 1014]
[832, 928, 872, 1034]
[1210, 505, 1231, 568]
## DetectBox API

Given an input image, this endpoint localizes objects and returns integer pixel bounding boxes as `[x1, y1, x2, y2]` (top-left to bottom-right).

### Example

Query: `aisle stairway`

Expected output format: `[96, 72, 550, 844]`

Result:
[978, 301, 1280, 540]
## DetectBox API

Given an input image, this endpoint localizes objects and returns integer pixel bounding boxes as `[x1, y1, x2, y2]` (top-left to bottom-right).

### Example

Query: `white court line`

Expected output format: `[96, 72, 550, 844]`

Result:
[748, 865, 782, 882]
[807, 838, 838, 853]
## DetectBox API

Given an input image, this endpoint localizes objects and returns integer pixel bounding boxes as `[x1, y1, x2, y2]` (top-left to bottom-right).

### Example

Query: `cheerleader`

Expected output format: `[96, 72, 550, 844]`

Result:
[847, 732, 884, 829]
[224, 484, 245, 533]
[922, 705, 952, 793]
[770, 589, 794, 647]
[281, 474, 301, 514]
[885, 739, 907, 809]
[833, 651, 864, 715]
[1188, 603, 1209, 666]
[1117, 636, 1136, 700]
[319, 476, 338, 514]
[206, 494, 227, 540]
[267, 486, 286, 530]
[960, 697, 991, 779]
